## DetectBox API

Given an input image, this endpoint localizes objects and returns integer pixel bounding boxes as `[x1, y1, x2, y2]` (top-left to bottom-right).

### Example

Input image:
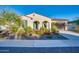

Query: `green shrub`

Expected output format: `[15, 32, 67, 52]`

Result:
[24, 26, 33, 34]
[51, 25, 57, 33]
[34, 30, 41, 34]
[40, 26, 49, 34]
[73, 30, 79, 33]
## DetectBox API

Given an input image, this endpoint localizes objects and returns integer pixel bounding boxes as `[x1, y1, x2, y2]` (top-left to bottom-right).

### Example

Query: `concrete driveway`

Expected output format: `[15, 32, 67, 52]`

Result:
[60, 30, 79, 40]
[0, 31, 79, 47]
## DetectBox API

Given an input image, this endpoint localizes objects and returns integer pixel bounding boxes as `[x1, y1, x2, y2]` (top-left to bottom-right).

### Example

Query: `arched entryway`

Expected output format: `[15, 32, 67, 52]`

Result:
[33, 21, 40, 30]
[43, 21, 49, 29]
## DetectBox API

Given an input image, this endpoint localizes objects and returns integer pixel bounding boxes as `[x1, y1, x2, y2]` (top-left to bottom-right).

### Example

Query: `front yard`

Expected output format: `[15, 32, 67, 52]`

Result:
[6, 33, 68, 40]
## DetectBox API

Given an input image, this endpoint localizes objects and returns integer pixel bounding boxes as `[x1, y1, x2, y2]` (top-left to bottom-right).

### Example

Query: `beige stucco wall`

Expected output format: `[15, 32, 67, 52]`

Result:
[21, 13, 68, 31]
[21, 13, 52, 31]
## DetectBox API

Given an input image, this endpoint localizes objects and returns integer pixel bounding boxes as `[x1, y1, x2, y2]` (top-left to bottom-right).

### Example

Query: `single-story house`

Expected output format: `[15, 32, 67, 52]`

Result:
[21, 13, 68, 31]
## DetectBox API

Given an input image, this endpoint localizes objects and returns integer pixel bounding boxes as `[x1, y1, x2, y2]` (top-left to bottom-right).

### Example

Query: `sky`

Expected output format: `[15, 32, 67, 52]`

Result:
[0, 5, 79, 21]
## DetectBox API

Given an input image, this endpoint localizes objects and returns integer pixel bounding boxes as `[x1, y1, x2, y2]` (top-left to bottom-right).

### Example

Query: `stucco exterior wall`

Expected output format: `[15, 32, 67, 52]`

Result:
[21, 13, 52, 31]
[21, 13, 68, 31]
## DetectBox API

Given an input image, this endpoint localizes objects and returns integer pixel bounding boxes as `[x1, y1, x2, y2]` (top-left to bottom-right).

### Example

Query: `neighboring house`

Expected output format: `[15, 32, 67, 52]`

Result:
[21, 13, 68, 31]
[68, 22, 77, 30]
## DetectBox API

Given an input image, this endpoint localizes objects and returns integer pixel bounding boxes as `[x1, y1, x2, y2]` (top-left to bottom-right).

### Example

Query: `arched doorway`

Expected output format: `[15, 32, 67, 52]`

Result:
[33, 21, 40, 30]
[43, 21, 48, 29]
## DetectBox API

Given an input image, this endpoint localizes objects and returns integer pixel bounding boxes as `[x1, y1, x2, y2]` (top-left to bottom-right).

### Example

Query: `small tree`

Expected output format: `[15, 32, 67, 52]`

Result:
[75, 19, 79, 25]
[0, 9, 24, 39]
[0, 9, 21, 26]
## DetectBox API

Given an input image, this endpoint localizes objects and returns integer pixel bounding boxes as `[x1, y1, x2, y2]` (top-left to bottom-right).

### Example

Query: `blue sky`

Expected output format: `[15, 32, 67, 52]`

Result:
[0, 5, 79, 21]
